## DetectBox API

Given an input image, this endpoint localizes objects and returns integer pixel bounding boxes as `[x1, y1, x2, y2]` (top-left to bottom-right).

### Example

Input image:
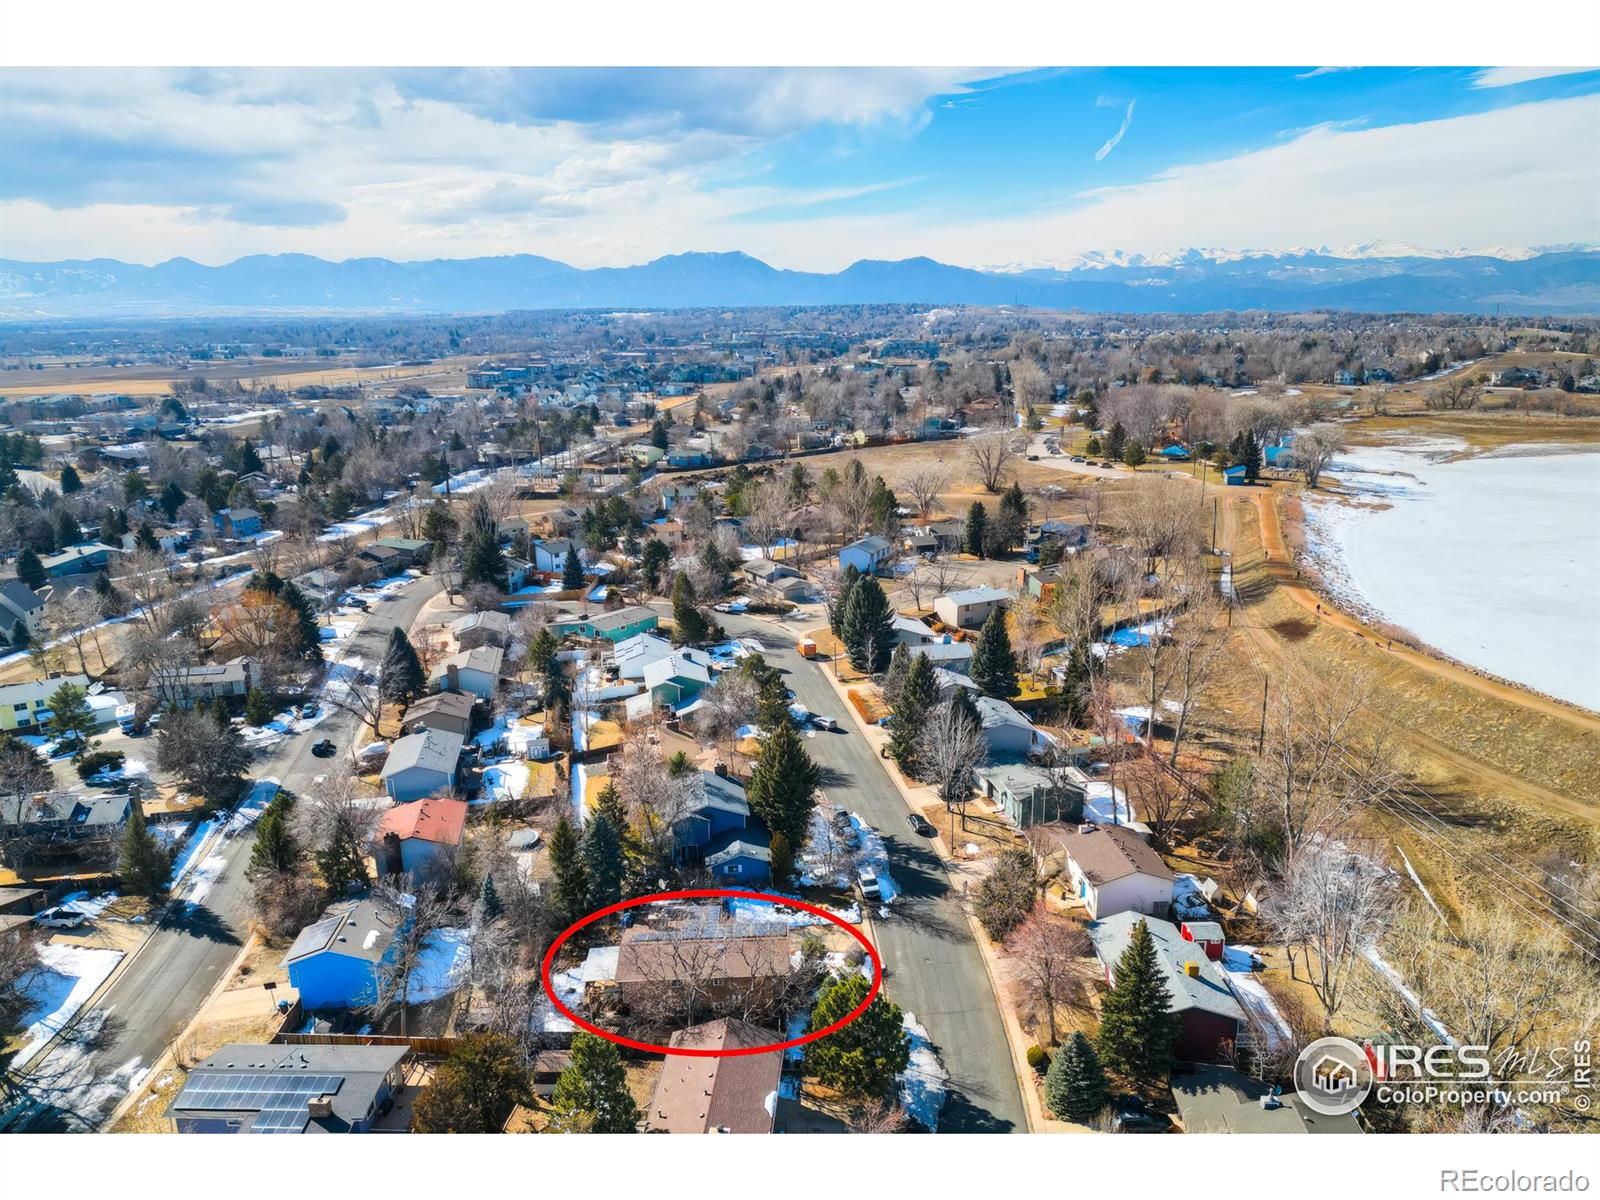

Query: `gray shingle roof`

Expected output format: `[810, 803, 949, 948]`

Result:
[168, 1042, 409, 1133]
[285, 897, 403, 966]
[380, 728, 465, 779]
[1087, 912, 1245, 1024]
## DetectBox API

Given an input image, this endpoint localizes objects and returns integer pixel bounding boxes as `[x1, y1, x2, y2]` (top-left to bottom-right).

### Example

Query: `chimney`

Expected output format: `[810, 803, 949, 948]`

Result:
[307, 1096, 334, 1119]
[714, 761, 729, 778]
[447, 663, 460, 692]
[1184, 961, 1201, 978]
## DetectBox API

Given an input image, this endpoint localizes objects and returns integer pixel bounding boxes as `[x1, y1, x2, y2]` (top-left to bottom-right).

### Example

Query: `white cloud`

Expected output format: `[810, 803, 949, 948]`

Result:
[1094, 100, 1135, 161]
[1295, 67, 1358, 80]
[1472, 66, 1599, 89]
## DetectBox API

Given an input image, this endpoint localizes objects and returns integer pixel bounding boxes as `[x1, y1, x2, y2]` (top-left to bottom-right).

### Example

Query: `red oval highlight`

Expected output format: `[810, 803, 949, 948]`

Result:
[539, 888, 881, 1057]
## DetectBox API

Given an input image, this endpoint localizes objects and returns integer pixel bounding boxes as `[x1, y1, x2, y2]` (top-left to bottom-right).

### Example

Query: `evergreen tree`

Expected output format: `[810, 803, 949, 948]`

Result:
[638, 540, 670, 593]
[135, 523, 160, 553]
[244, 686, 276, 726]
[474, 872, 504, 926]
[548, 815, 589, 923]
[973, 847, 1037, 940]
[1045, 1031, 1110, 1123]
[580, 812, 624, 912]
[1106, 423, 1127, 461]
[969, 607, 1019, 699]
[102, 506, 129, 540]
[278, 581, 323, 662]
[806, 973, 912, 1102]
[768, 831, 795, 889]
[316, 818, 370, 897]
[238, 438, 264, 474]
[118, 798, 172, 898]
[15, 546, 45, 591]
[45, 682, 96, 760]
[1096, 918, 1181, 1087]
[248, 792, 301, 877]
[380, 626, 426, 704]
[1122, 441, 1147, 468]
[829, 564, 861, 638]
[58, 463, 82, 494]
[670, 571, 709, 645]
[560, 546, 586, 591]
[880, 643, 911, 714]
[888, 651, 936, 777]
[841, 575, 895, 674]
[964, 501, 989, 557]
[549, 1032, 640, 1133]
[948, 683, 980, 732]
[459, 498, 508, 591]
[745, 719, 820, 852]
[412, 1033, 532, 1133]
[158, 480, 185, 521]
[54, 508, 81, 549]
[999, 481, 1029, 523]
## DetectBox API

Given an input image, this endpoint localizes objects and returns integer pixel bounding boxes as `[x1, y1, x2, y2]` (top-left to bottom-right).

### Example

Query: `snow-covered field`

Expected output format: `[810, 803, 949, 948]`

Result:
[1302, 439, 1600, 711]
[12, 944, 125, 1071]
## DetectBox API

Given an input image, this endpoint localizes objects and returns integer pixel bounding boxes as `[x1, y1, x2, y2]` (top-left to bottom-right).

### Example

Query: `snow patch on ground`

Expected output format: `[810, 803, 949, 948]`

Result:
[1220, 945, 1291, 1050]
[1082, 781, 1133, 825]
[407, 928, 471, 1004]
[897, 1013, 949, 1131]
[12, 944, 125, 1071]
[479, 761, 530, 805]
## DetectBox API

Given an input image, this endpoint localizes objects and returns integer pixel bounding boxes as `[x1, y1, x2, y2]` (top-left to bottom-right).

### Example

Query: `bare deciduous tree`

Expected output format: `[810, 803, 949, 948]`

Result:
[1295, 424, 1347, 489]
[918, 697, 988, 835]
[901, 467, 950, 520]
[966, 430, 1019, 494]
[1007, 909, 1089, 1045]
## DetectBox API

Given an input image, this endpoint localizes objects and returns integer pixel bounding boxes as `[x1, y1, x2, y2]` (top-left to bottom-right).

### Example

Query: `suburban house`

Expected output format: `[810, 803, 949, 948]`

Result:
[741, 557, 800, 591]
[838, 534, 892, 576]
[0, 580, 46, 641]
[374, 797, 469, 878]
[657, 484, 698, 513]
[934, 587, 1010, 630]
[504, 557, 533, 592]
[212, 508, 262, 539]
[549, 605, 660, 643]
[642, 650, 713, 707]
[371, 537, 433, 568]
[429, 646, 504, 700]
[973, 760, 1085, 829]
[531, 538, 583, 575]
[973, 696, 1041, 758]
[612, 632, 681, 680]
[285, 897, 407, 1010]
[402, 689, 477, 738]
[0, 792, 131, 865]
[354, 543, 408, 581]
[1018, 566, 1061, 602]
[0, 675, 129, 732]
[451, 610, 512, 651]
[379, 729, 465, 803]
[166, 1043, 411, 1134]
[607, 925, 791, 1009]
[646, 518, 686, 548]
[149, 658, 256, 709]
[1171, 1064, 1364, 1134]
[1087, 912, 1245, 1062]
[1035, 822, 1174, 919]
[672, 769, 772, 884]
[647, 1019, 784, 1134]
[41, 542, 115, 579]
[119, 527, 189, 555]
[909, 640, 974, 674]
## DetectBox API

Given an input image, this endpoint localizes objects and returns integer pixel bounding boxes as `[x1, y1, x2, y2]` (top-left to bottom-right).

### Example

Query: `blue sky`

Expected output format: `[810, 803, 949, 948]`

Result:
[2, 66, 1596, 268]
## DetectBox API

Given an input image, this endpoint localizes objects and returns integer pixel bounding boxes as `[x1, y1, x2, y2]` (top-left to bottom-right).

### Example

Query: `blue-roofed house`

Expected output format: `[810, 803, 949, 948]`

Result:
[285, 897, 407, 1010]
[1221, 464, 1249, 486]
[1158, 445, 1191, 461]
[672, 769, 772, 885]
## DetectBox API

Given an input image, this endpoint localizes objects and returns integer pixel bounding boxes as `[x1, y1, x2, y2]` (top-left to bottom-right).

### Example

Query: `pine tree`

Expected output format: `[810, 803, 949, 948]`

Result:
[380, 626, 426, 704]
[238, 438, 264, 474]
[549, 1032, 640, 1133]
[638, 540, 670, 592]
[1122, 441, 1147, 468]
[548, 815, 589, 923]
[459, 498, 508, 591]
[768, 831, 795, 889]
[118, 799, 171, 898]
[829, 565, 860, 638]
[1045, 1031, 1110, 1122]
[135, 523, 160, 553]
[474, 873, 504, 926]
[278, 581, 323, 662]
[15, 546, 45, 591]
[841, 575, 895, 674]
[1106, 423, 1127, 461]
[45, 682, 97, 760]
[55, 508, 82, 548]
[581, 812, 624, 912]
[806, 973, 912, 1101]
[880, 643, 911, 713]
[670, 571, 709, 645]
[1096, 918, 1181, 1087]
[412, 1033, 533, 1133]
[248, 793, 301, 877]
[948, 683, 980, 733]
[244, 686, 275, 726]
[158, 480, 185, 521]
[999, 481, 1028, 523]
[746, 719, 820, 852]
[315, 820, 369, 897]
[964, 501, 988, 557]
[888, 651, 936, 777]
[560, 546, 586, 591]
[58, 463, 82, 494]
[969, 607, 1019, 699]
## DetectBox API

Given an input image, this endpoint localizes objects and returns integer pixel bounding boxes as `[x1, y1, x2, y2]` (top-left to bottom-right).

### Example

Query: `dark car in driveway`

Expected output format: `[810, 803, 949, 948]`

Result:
[906, 813, 937, 837]
[1110, 1096, 1171, 1133]
[311, 739, 337, 757]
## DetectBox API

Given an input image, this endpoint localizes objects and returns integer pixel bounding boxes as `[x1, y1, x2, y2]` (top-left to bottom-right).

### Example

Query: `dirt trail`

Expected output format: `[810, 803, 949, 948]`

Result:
[1249, 490, 1600, 738]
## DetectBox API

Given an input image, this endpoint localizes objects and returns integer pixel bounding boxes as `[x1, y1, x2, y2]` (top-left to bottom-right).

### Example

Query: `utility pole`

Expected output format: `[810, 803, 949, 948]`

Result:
[1257, 673, 1269, 753]
[1211, 497, 1219, 554]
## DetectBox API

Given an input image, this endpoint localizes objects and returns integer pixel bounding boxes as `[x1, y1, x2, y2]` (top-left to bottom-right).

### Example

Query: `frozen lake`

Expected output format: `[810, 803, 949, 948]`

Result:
[1301, 439, 1600, 712]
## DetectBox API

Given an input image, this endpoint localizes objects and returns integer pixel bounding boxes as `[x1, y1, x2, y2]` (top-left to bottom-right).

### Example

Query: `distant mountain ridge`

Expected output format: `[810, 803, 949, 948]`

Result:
[2, 246, 1596, 318]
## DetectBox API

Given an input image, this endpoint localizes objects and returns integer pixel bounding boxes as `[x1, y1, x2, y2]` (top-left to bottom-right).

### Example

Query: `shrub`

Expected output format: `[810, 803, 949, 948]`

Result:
[76, 749, 126, 780]
[1026, 1044, 1049, 1075]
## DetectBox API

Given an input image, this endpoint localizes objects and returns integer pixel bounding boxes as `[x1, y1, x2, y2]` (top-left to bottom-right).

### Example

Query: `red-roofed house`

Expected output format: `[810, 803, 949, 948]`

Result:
[374, 797, 468, 877]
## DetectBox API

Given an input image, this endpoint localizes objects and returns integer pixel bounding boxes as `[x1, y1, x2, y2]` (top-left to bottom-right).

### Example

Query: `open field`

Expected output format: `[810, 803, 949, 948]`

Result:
[0, 354, 481, 398]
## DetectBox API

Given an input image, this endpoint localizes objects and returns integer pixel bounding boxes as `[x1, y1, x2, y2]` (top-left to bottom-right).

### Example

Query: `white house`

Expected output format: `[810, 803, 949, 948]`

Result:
[934, 586, 1010, 630]
[973, 696, 1039, 757]
[379, 730, 465, 804]
[1049, 823, 1175, 920]
[838, 535, 892, 576]
[531, 539, 582, 575]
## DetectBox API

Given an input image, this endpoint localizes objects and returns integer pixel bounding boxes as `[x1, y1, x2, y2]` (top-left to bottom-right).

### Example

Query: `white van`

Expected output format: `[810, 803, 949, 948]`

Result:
[856, 867, 881, 900]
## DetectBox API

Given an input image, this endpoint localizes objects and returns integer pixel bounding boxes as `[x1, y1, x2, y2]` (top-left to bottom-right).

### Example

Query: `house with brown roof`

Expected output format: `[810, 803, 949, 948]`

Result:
[374, 796, 469, 877]
[606, 923, 792, 1011]
[1032, 822, 1174, 920]
[647, 1019, 783, 1134]
[402, 689, 476, 738]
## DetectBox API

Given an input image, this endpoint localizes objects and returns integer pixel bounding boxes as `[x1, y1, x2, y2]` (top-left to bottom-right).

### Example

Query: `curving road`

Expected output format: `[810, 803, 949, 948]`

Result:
[1, 576, 440, 1132]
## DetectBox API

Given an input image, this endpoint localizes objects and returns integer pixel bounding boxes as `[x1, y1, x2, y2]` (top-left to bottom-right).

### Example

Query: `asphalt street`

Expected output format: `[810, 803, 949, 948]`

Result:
[719, 612, 1026, 1133]
[2, 575, 441, 1132]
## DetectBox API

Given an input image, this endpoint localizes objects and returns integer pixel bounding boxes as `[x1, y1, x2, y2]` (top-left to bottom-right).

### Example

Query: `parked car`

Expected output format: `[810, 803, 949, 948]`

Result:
[1110, 1096, 1171, 1133]
[1026, 453, 1040, 461]
[856, 867, 881, 900]
[906, 813, 937, 837]
[311, 739, 337, 757]
[299, 702, 318, 719]
[1070, 455, 1086, 463]
[34, 907, 89, 930]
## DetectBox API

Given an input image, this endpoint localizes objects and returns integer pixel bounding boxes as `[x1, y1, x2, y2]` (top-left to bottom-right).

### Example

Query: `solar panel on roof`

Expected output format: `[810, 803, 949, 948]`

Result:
[175, 1070, 343, 1114]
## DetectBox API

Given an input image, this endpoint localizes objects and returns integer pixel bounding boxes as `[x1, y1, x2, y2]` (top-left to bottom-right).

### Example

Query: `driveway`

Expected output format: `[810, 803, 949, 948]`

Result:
[1, 575, 441, 1132]
[717, 613, 1026, 1133]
